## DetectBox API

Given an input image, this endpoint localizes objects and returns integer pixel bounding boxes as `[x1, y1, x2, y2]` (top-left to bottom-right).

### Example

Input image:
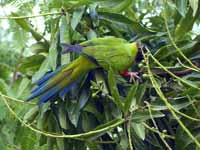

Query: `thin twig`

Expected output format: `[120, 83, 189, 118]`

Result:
[163, 0, 200, 72]
[145, 101, 172, 150]
[0, 92, 125, 139]
[142, 123, 175, 140]
[143, 51, 200, 148]
[186, 96, 200, 118]
[1, 93, 36, 105]
[127, 117, 133, 150]
[0, 12, 61, 19]
[148, 51, 200, 90]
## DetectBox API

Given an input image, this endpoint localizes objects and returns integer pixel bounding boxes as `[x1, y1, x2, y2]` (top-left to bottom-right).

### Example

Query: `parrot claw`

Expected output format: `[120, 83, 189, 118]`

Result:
[127, 72, 140, 82]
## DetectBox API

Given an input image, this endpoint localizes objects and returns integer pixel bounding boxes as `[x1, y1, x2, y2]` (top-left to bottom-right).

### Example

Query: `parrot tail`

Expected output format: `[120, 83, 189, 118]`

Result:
[26, 56, 97, 105]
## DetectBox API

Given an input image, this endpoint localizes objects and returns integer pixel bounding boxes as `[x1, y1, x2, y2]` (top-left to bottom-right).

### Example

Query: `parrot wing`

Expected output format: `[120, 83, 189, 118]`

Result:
[62, 37, 128, 54]
[62, 37, 130, 67]
[82, 44, 133, 71]
[80, 36, 128, 47]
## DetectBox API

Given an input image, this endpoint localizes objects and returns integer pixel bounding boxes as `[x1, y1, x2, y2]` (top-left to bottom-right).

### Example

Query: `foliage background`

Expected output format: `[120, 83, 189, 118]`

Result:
[0, 0, 200, 150]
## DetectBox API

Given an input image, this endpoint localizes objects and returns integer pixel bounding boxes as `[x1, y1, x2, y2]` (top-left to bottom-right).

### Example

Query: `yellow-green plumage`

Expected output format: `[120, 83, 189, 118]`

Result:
[26, 37, 138, 104]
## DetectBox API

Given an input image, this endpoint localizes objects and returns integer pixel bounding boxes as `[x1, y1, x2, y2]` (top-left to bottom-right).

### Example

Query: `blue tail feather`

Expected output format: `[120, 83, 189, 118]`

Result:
[31, 81, 46, 93]
[26, 84, 48, 102]
[34, 71, 56, 85]
[37, 81, 78, 105]
[61, 44, 83, 54]
[33, 65, 64, 86]
[59, 81, 78, 98]
[27, 65, 70, 102]
[38, 86, 60, 105]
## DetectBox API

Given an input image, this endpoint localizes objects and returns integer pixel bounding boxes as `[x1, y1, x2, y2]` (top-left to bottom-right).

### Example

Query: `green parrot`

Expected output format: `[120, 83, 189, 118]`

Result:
[26, 36, 140, 104]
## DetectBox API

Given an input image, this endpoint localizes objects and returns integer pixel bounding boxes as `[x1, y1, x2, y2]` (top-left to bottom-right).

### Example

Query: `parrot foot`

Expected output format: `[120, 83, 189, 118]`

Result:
[120, 70, 140, 82]
[127, 72, 140, 82]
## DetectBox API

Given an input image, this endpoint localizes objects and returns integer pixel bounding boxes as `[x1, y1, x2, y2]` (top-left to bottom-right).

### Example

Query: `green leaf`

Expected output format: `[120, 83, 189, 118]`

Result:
[48, 0, 62, 8]
[37, 103, 51, 130]
[135, 83, 147, 105]
[154, 41, 197, 60]
[11, 12, 32, 31]
[175, 122, 200, 149]
[81, 112, 98, 132]
[86, 141, 98, 150]
[78, 89, 90, 110]
[11, 12, 43, 41]
[71, 6, 85, 30]
[165, 1, 177, 17]
[151, 97, 196, 111]
[108, 69, 124, 112]
[14, 127, 37, 150]
[0, 138, 5, 150]
[8, 77, 31, 99]
[48, 17, 60, 70]
[87, 29, 97, 39]
[47, 137, 56, 150]
[131, 110, 165, 123]
[175, 0, 188, 16]
[66, 100, 81, 127]
[60, 15, 71, 44]
[131, 123, 145, 140]
[56, 138, 65, 150]
[174, 7, 200, 39]
[99, 0, 134, 13]
[124, 82, 138, 114]
[82, 118, 124, 138]
[0, 99, 7, 120]
[32, 58, 51, 83]
[94, 118, 123, 130]
[0, 78, 8, 94]
[19, 54, 46, 75]
[16, 77, 30, 98]
[83, 103, 103, 120]
[98, 12, 152, 33]
[48, 36, 58, 70]
[72, 30, 85, 41]
[189, 0, 199, 16]
[0, 63, 12, 81]
[58, 105, 68, 130]
[118, 134, 129, 150]
[38, 134, 48, 147]
[30, 42, 49, 53]
[24, 106, 39, 123]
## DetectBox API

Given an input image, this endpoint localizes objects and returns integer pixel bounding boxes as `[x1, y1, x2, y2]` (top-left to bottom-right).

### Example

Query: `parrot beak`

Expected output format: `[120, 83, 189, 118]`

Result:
[136, 42, 145, 62]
